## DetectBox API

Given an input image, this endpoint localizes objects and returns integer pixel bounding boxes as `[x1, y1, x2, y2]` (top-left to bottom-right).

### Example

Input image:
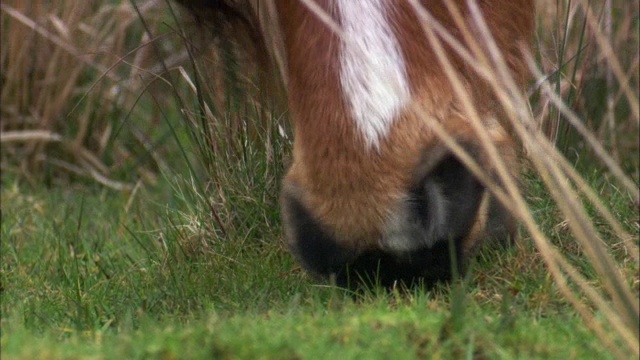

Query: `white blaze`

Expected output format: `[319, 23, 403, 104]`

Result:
[337, 0, 411, 149]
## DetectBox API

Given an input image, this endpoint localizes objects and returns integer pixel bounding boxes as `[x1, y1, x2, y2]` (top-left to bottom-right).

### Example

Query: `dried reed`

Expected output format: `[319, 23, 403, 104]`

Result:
[1, 1, 188, 187]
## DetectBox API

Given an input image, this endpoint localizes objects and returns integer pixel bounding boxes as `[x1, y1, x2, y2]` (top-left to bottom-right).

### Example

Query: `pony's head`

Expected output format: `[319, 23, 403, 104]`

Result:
[175, 0, 534, 289]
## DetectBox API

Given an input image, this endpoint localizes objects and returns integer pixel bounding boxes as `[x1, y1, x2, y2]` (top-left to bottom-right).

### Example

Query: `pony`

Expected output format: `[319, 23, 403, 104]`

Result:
[174, 0, 534, 289]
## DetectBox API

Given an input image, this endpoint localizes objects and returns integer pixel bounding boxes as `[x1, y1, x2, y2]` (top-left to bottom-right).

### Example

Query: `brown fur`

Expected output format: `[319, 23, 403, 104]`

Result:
[278, 0, 533, 252]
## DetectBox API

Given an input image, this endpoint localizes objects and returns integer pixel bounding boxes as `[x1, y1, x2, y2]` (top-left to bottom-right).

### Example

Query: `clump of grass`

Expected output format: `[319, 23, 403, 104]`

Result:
[129, 2, 291, 257]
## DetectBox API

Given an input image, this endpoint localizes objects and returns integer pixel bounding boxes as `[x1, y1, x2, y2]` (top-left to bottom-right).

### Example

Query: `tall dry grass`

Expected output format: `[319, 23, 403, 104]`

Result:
[1, 0, 189, 188]
[534, 0, 639, 176]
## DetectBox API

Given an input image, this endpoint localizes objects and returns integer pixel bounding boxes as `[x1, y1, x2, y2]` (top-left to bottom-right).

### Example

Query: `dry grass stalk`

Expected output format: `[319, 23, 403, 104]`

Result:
[1, 0, 186, 187]
[534, 0, 639, 169]
[413, 0, 638, 357]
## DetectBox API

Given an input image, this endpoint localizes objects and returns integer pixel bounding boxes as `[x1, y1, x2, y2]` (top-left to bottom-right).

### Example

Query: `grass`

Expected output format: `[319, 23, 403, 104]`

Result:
[1, 173, 633, 359]
[1, 0, 639, 359]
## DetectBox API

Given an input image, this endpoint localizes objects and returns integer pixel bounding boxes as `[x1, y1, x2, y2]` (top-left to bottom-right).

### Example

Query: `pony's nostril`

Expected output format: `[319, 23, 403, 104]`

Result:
[423, 154, 485, 242]
[379, 149, 486, 254]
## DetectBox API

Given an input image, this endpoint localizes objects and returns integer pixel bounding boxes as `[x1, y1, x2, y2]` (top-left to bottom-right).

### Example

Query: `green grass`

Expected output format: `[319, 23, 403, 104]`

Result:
[1, 166, 635, 359]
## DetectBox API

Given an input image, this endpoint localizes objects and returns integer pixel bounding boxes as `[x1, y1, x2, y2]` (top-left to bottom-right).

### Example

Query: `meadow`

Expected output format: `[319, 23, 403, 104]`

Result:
[1, 1, 638, 359]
